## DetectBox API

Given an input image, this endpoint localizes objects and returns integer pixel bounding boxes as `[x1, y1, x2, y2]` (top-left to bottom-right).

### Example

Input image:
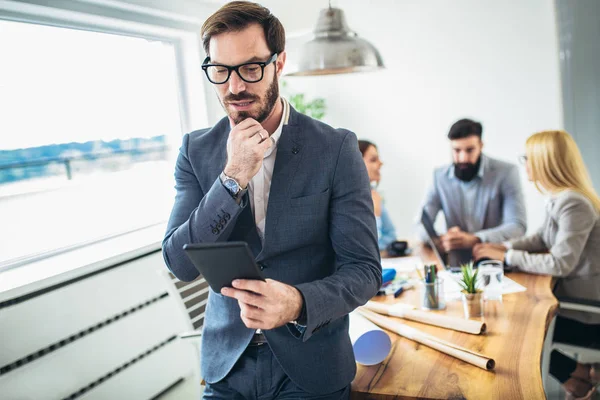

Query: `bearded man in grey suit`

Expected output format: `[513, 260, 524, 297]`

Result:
[162, 2, 381, 399]
[420, 119, 527, 254]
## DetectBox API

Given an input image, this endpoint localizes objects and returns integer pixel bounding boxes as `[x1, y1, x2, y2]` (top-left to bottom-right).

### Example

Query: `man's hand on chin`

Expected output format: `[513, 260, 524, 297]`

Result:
[221, 279, 303, 330]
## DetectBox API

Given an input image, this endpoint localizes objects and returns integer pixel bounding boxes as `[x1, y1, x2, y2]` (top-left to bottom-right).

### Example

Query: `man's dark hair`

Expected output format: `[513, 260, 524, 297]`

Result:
[358, 140, 376, 156]
[448, 119, 483, 140]
[201, 1, 285, 57]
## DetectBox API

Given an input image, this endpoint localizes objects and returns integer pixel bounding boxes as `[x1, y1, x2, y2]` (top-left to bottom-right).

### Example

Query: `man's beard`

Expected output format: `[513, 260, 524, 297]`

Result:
[222, 70, 279, 125]
[454, 156, 482, 182]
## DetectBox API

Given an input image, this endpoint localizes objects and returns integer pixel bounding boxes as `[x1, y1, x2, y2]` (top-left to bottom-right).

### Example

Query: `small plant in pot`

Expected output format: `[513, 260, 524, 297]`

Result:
[458, 262, 483, 318]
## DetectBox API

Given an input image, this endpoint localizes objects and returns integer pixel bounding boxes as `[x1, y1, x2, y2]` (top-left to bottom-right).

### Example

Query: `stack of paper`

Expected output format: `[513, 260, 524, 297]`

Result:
[381, 256, 423, 273]
[438, 270, 526, 300]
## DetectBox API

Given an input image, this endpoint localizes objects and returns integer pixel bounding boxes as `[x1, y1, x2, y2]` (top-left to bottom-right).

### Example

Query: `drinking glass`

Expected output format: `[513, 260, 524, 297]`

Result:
[478, 260, 504, 301]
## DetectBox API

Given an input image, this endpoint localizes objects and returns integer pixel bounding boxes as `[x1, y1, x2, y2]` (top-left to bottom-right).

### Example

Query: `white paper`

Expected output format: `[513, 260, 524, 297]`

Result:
[349, 312, 392, 365]
[439, 270, 526, 300]
[381, 256, 423, 273]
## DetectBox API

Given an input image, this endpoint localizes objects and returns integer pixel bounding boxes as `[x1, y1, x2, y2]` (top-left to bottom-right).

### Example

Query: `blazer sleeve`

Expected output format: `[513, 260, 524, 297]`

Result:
[162, 133, 247, 282]
[295, 131, 382, 342]
[509, 195, 596, 277]
[508, 222, 547, 252]
[475, 165, 527, 243]
[417, 173, 443, 242]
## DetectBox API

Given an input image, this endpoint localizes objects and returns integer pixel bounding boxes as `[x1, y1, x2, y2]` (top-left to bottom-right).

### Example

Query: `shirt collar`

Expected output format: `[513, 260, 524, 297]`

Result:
[263, 97, 289, 159]
[448, 154, 487, 181]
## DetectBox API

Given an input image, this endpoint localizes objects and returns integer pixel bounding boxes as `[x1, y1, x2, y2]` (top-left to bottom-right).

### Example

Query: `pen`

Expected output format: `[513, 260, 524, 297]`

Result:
[415, 266, 424, 280]
[393, 283, 413, 298]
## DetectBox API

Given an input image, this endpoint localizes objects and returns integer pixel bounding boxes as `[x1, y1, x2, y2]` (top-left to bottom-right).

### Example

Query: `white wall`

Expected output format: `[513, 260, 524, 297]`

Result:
[278, 0, 563, 238]
[63, 0, 562, 235]
[198, 0, 563, 239]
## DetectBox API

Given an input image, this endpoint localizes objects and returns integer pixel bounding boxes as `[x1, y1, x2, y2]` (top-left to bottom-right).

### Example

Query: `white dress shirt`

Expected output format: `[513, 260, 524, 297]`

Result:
[247, 98, 289, 335]
[248, 98, 290, 243]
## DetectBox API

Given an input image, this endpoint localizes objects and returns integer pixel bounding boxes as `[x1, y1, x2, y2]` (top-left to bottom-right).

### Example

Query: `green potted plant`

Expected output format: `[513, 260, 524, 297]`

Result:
[281, 80, 326, 120]
[458, 262, 483, 318]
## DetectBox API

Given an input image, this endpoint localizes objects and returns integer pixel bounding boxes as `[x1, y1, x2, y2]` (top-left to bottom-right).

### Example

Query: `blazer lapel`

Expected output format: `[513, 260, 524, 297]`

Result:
[473, 161, 494, 231]
[256, 121, 303, 261]
[447, 174, 467, 229]
[471, 184, 486, 232]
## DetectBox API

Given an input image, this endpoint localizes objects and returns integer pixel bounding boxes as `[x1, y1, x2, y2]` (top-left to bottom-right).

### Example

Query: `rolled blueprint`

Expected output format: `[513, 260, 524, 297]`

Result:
[358, 308, 495, 370]
[349, 311, 392, 365]
[363, 301, 486, 334]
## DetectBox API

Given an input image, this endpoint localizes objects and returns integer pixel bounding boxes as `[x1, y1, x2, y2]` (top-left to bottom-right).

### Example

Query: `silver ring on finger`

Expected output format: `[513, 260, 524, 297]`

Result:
[257, 131, 265, 141]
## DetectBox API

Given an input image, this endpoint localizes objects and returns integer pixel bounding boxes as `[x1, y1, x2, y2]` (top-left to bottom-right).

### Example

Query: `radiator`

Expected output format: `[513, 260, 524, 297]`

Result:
[0, 250, 197, 400]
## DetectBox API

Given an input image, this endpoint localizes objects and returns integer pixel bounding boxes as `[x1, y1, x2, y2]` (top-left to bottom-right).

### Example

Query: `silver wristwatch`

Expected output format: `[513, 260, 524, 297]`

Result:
[220, 171, 246, 198]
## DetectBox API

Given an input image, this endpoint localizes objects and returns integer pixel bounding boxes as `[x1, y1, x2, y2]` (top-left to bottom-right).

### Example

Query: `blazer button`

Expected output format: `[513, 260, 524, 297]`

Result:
[258, 263, 266, 271]
[212, 228, 219, 235]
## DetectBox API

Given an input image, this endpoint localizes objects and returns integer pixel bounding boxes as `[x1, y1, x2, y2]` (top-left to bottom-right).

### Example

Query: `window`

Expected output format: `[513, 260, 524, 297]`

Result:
[0, 20, 183, 267]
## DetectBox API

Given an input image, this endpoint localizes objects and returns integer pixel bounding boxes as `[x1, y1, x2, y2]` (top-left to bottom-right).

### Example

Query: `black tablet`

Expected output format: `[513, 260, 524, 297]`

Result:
[183, 242, 266, 292]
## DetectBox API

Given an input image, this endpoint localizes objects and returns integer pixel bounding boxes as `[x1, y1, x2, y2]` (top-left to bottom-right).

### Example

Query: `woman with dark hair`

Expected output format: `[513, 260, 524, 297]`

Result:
[358, 140, 397, 250]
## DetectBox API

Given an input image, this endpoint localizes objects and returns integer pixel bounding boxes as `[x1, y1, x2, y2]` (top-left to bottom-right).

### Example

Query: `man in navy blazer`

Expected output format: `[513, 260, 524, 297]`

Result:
[162, 2, 381, 399]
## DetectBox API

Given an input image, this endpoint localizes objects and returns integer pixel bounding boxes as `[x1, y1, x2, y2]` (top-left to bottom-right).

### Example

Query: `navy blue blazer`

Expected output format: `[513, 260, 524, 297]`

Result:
[162, 106, 382, 394]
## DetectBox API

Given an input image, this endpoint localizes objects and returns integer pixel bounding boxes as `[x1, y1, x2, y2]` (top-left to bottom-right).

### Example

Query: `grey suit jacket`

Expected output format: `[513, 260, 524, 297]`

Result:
[421, 155, 527, 243]
[162, 107, 382, 394]
[508, 190, 600, 324]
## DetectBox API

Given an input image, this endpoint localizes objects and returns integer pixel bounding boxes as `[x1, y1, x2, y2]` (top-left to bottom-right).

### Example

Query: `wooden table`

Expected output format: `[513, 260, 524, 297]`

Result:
[351, 246, 557, 400]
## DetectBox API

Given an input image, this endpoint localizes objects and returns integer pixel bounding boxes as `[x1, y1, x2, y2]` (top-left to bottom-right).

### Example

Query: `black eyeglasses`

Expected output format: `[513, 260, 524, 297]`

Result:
[201, 53, 278, 84]
[518, 155, 528, 164]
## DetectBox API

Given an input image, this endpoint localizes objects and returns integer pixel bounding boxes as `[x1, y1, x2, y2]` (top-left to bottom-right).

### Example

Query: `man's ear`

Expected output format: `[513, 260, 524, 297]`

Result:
[275, 51, 286, 78]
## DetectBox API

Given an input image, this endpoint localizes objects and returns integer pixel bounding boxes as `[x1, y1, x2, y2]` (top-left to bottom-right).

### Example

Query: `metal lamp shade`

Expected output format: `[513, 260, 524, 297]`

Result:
[286, 7, 384, 76]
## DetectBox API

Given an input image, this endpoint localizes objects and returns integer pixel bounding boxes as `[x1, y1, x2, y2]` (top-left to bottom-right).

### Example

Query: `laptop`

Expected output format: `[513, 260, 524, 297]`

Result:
[420, 209, 472, 271]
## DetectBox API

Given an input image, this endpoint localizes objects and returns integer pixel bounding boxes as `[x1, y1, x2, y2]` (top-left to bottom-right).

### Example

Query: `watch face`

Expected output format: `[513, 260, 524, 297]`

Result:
[223, 178, 240, 194]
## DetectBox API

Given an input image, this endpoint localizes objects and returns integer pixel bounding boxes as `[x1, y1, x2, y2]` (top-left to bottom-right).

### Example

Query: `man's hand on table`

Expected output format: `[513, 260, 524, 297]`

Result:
[441, 226, 481, 251]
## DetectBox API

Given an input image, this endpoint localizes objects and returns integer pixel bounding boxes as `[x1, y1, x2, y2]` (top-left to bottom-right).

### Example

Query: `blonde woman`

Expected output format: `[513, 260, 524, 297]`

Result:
[474, 130, 600, 400]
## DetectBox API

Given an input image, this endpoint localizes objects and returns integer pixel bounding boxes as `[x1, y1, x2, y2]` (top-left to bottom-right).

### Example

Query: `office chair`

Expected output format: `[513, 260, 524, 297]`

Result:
[161, 270, 210, 393]
[542, 297, 600, 397]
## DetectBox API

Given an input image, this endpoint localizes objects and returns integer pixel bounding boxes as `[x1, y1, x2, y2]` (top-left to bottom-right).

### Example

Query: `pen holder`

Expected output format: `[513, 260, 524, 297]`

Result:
[421, 278, 445, 310]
